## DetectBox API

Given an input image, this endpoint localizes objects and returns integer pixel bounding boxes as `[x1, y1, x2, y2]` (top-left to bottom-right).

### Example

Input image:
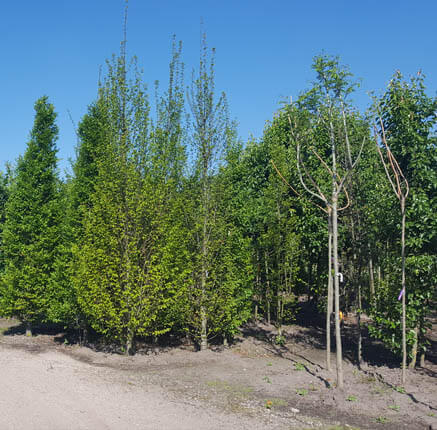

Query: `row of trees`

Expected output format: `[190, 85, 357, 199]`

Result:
[0, 35, 435, 387]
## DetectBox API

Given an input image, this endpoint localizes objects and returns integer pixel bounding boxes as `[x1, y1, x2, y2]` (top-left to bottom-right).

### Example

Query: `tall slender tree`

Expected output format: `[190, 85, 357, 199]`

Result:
[289, 56, 365, 388]
[1, 97, 62, 335]
[187, 34, 247, 349]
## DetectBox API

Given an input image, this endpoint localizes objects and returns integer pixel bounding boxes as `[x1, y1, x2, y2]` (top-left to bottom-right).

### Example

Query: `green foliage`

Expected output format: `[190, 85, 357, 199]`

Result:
[296, 388, 308, 396]
[294, 362, 305, 371]
[369, 72, 437, 362]
[72, 51, 171, 349]
[185, 34, 253, 345]
[388, 404, 400, 411]
[0, 97, 62, 325]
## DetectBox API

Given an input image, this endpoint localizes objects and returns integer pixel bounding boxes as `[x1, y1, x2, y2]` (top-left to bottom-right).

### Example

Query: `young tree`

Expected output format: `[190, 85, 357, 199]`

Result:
[370, 72, 437, 381]
[72, 40, 159, 353]
[1, 97, 62, 335]
[289, 56, 365, 388]
[187, 34, 249, 349]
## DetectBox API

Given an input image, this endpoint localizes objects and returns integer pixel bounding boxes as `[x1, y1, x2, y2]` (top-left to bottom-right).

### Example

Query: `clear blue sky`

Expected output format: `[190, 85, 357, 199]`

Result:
[1, 0, 436, 174]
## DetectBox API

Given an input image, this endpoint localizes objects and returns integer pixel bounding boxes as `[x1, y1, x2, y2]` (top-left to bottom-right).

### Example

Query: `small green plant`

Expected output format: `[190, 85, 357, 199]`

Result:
[296, 388, 308, 396]
[265, 400, 273, 409]
[266, 362, 272, 366]
[376, 416, 389, 424]
[394, 386, 406, 394]
[427, 412, 435, 417]
[388, 404, 400, 411]
[263, 376, 271, 384]
[275, 335, 285, 346]
[294, 362, 305, 371]
[346, 395, 357, 402]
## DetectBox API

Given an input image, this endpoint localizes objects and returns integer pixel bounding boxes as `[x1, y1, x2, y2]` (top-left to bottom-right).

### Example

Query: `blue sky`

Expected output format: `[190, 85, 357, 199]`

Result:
[1, 0, 436, 174]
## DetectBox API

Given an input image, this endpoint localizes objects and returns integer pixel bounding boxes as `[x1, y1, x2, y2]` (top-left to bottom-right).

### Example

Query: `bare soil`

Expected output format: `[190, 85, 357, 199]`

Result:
[0, 317, 435, 430]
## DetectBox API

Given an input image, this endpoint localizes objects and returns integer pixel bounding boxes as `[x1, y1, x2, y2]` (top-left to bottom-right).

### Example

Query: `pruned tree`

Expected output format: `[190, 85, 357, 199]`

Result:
[374, 117, 409, 384]
[288, 55, 365, 389]
[0, 97, 62, 335]
[187, 33, 231, 350]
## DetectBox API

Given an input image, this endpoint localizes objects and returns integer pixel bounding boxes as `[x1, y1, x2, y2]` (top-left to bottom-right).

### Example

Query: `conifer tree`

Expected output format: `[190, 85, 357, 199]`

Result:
[0, 97, 61, 335]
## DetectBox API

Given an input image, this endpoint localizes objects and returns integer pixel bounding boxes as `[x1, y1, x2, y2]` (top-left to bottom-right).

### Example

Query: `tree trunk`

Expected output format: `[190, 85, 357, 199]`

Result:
[419, 352, 425, 368]
[126, 329, 134, 356]
[25, 322, 32, 337]
[265, 252, 271, 325]
[401, 201, 407, 384]
[357, 282, 362, 366]
[200, 180, 208, 351]
[266, 300, 271, 325]
[277, 294, 282, 337]
[368, 249, 375, 299]
[200, 305, 207, 351]
[409, 326, 418, 369]
[326, 210, 333, 372]
[332, 195, 344, 389]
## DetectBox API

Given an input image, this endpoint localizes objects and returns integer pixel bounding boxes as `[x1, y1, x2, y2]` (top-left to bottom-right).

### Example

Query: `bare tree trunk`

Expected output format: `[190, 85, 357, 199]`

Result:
[277, 294, 282, 336]
[401, 201, 407, 384]
[368, 248, 375, 299]
[200, 183, 208, 351]
[126, 328, 134, 356]
[254, 250, 260, 321]
[409, 326, 418, 369]
[332, 195, 344, 389]
[357, 282, 362, 366]
[419, 352, 425, 367]
[265, 252, 271, 325]
[326, 211, 333, 371]
[200, 305, 207, 351]
[25, 322, 32, 337]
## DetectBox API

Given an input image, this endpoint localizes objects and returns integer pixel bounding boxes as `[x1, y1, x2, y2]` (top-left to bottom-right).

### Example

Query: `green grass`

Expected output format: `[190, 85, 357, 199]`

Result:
[296, 388, 308, 396]
[375, 416, 389, 424]
[388, 404, 400, 411]
[294, 362, 305, 371]
[393, 386, 406, 394]
[264, 398, 288, 409]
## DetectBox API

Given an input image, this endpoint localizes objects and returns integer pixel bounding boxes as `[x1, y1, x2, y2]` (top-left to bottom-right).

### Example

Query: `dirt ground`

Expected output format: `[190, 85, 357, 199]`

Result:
[0, 317, 435, 430]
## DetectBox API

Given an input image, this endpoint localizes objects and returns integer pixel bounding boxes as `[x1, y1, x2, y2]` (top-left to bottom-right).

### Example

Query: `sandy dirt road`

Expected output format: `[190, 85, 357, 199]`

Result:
[0, 319, 435, 430]
[0, 344, 267, 430]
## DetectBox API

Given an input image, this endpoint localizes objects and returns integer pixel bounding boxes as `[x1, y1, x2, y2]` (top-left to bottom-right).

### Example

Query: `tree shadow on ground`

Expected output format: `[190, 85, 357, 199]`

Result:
[3, 321, 65, 337]
[242, 301, 436, 372]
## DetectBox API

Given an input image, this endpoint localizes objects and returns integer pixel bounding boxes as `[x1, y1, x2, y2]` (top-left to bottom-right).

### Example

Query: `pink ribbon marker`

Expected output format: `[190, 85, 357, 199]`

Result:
[398, 288, 405, 301]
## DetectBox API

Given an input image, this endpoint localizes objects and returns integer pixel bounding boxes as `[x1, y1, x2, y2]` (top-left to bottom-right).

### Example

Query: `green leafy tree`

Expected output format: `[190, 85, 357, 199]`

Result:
[369, 72, 437, 377]
[73, 46, 162, 353]
[289, 55, 366, 388]
[187, 34, 253, 348]
[0, 97, 62, 335]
